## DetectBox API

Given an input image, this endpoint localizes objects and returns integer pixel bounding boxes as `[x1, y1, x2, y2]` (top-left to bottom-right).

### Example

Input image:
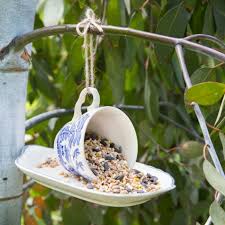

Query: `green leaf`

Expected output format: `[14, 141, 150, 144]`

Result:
[215, 95, 225, 125]
[170, 209, 188, 225]
[191, 67, 216, 85]
[138, 120, 152, 146]
[32, 58, 58, 100]
[219, 132, 225, 160]
[158, 61, 177, 90]
[104, 40, 125, 103]
[155, 3, 190, 90]
[42, 0, 64, 26]
[189, 1, 206, 33]
[155, 3, 190, 62]
[203, 160, 225, 196]
[107, 0, 121, 26]
[203, 4, 215, 35]
[185, 82, 225, 105]
[124, 0, 131, 15]
[144, 74, 159, 125]
[65, 38, 83, 77]
[213, 0, 225, 38]
[62, 199, 89, 225]
[185, 51, 200, 75]
[210, 201, 225, 225]
[86, 204, 104, 225]
[180, 141, 203, 159]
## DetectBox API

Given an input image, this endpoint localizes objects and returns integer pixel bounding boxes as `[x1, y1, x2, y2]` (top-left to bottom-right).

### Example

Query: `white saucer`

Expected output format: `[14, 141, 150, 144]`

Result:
[16, 145, 175, 207]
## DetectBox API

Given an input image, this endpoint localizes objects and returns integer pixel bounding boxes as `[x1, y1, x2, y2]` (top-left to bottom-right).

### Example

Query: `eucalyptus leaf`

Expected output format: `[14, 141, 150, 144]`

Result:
[185, 82, 225, 105]
[215, 94, 225, 125]
[144, 74, 159, 125]
[180, 141, 203, 159]
[203, 4, 215, 34]
[203, 160, 225, 196]
[32, 58, 58, 100]
[107, 0, 121, 25]
[104, 40, 125, 103]
[210, 201, 225, 225]
[42, 0, 64, 26]
[219, 132, 225, 160]
[86, 204, 104, 225]
[138, 120, 152, 146]
[189, 1, 205, 33]
[191, 67, 216, 85]
[124, 0, 131, 15]
[155, 3, 190, 62]
[62, 199, 89, 225]
[213, 0, 225, 38]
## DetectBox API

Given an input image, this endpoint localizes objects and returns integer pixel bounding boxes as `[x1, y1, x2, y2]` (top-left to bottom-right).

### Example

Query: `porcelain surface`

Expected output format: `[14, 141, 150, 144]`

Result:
[54, 88, 138, 180]
[16, 145, 176, 207]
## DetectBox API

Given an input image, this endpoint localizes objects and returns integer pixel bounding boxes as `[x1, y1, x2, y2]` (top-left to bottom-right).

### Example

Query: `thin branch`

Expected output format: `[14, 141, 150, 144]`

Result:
[25, 104, 201, 140]
[25, 108, 73, 131]
[113, 104, 144, 110]
[23, 179, 35, 192]
[1, 24, 225, 61]
[25, 105, 143, 130]
[184, 34, 225, 49]
[210, 116, 225, 137]
[207, 123, 223, 133]
[159, 113, 201, 139]
[175, 44, 225, 225]
[159, 101, 203, 141]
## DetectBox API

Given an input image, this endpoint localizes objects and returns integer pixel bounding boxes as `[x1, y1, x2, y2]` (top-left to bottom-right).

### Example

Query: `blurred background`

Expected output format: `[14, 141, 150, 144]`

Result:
[24, 0, 225, 224]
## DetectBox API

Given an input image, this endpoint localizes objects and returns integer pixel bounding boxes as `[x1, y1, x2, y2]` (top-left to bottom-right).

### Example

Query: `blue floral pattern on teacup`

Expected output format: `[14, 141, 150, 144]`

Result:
[55, 113, 90, 175]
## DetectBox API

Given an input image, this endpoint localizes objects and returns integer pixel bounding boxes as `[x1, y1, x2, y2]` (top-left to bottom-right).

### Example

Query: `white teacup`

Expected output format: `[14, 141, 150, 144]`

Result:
[54, 88, 138, 180]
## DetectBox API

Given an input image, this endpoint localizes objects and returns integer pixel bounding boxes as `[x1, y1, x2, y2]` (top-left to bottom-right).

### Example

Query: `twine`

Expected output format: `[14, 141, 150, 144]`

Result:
[76, 9, 103, 90]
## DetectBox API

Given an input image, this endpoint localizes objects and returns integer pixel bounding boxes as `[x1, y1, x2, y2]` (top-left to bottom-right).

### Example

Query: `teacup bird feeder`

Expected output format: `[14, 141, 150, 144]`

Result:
[15, 9, 175, 207]
[16, 87, 175, 207]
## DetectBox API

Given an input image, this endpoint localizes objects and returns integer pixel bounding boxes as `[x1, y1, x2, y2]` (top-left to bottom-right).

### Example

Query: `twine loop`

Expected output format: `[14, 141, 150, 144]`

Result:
[76, 9, 103, 36]
[76, 9, 103, 91]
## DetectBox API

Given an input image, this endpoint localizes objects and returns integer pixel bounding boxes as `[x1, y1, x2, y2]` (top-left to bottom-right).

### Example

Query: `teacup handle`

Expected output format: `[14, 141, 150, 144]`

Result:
[72, 87, 100, 121]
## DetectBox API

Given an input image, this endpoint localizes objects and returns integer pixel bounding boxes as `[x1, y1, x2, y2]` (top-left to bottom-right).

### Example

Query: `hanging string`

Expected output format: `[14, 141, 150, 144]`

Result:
[76, 9, 103, 91]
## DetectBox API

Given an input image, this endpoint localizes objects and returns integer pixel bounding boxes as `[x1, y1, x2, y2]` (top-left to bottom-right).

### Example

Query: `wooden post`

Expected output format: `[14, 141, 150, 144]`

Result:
[0, 1, 37, 224]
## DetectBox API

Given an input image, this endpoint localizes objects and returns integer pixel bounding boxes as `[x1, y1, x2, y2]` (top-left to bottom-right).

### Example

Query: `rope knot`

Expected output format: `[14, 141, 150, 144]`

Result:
[75, 8, 103, 91]
[76, 9, 103, 36]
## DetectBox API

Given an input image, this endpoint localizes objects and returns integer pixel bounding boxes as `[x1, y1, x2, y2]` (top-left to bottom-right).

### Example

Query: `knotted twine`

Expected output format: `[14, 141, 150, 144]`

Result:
[76, 9, 103, 91]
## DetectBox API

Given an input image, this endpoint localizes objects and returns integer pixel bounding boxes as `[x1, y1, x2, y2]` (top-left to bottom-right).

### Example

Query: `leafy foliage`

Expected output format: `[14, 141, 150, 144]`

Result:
[210, 201, 225, 225]
[24, 0, 225, 225]
[185, 82, 225, 105]
[203, 160, 225, 196]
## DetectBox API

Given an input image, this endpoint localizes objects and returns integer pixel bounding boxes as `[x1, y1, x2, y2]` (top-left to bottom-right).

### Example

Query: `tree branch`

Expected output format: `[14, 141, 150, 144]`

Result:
[159, 101, 203, 141]
[1, 24, 225, 61]
[184, 34, 225, 49]
[23, 179, 35, 192]
[175, 44, 225, 225]
[25, 104, 201, 140]
[159, 113, 202, 140]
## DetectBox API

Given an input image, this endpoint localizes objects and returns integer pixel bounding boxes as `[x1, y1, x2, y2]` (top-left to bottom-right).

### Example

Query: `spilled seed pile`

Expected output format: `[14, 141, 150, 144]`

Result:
[38, 133, 160, 194]
[80, 132, 160, 194]
[38, 158, 59, 168]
